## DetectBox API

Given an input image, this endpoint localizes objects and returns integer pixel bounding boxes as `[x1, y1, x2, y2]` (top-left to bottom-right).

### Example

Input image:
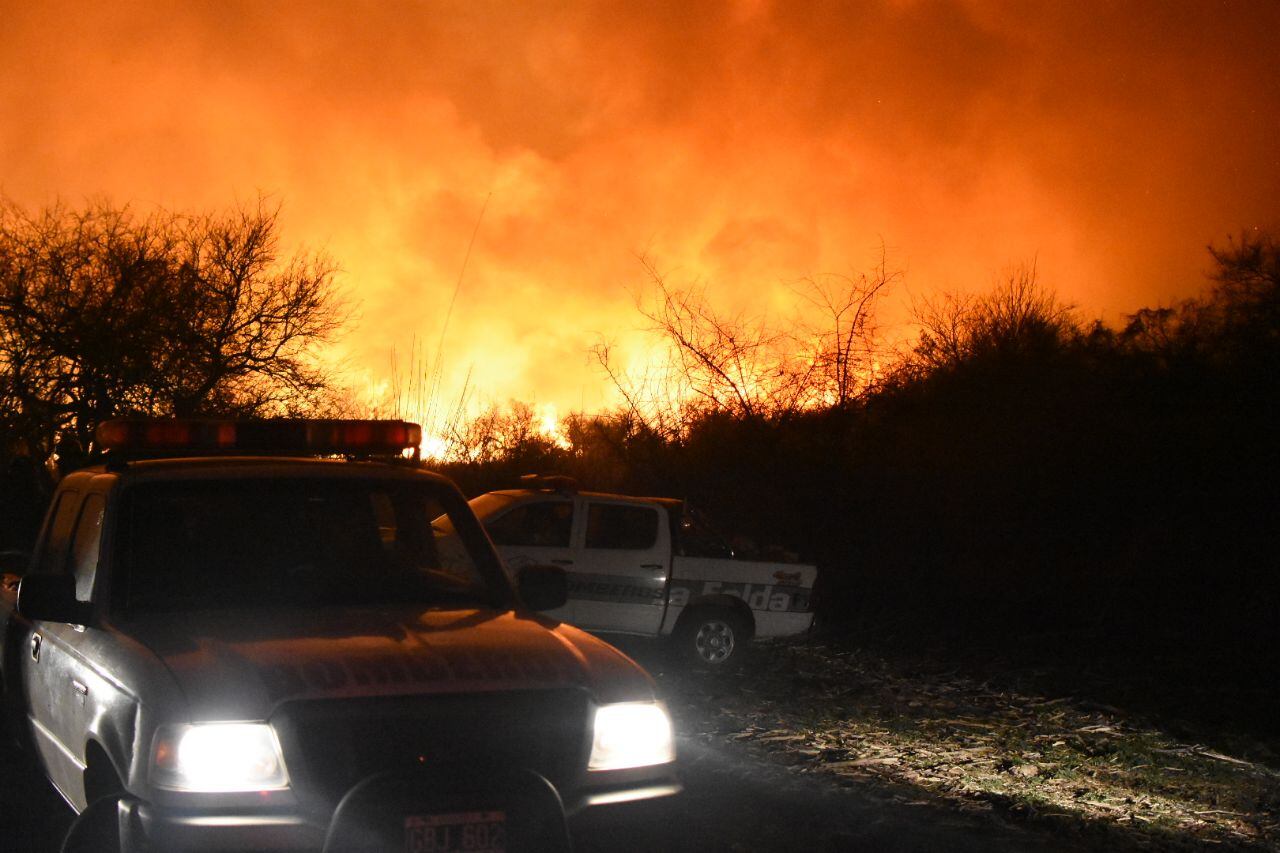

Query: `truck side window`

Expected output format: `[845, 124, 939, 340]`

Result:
[585, 504, 658, 550]
[67, 495, 106, 601]
[488, 501, 573, 548]
[32, 491, 80, 575]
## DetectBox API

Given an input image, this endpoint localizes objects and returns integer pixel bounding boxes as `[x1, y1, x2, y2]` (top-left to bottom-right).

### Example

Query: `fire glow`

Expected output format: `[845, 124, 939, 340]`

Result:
[2, 2, 1276, 423]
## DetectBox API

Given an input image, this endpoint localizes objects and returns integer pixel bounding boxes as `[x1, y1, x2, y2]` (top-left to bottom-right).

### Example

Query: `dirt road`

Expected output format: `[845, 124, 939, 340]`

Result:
[580, 638, 1084, 853]
[0, 708, 1068, 853]
[607, 637, 1277, 853]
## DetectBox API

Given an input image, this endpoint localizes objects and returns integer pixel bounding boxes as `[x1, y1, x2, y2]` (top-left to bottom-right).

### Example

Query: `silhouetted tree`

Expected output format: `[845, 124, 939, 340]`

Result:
[793, 249, 897, 407]
[906, 264, 1080, 377]
[0, 198, 345, 456]
[1208, 231, 1280, 339]
[448, 401, 561, 465]
[1120, 233, 1280, 368]
[636, 262, 806, 420]
[594, 254, 895, 430]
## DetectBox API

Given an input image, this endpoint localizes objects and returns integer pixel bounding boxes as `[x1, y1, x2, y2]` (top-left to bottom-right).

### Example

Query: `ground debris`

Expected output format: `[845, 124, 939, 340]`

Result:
[657, 638, 1280, 852]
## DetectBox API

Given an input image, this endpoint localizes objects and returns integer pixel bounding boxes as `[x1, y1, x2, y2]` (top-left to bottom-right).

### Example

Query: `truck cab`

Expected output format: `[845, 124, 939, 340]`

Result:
[470, 489, 673, 635]
[469, 479, 818, 667]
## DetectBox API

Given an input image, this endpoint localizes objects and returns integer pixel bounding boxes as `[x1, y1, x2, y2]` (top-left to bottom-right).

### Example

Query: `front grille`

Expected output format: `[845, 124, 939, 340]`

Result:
[272, 689, 590, 807]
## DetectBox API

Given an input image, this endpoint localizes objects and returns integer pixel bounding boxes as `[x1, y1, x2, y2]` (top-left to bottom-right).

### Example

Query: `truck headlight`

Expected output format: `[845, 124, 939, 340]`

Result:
[588, 702, 675, 771]
[152, 723, 290, 792]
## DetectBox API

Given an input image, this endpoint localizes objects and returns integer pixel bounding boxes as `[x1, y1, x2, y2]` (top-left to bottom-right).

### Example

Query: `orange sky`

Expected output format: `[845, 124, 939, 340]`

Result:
[2, 0, 1278, 423]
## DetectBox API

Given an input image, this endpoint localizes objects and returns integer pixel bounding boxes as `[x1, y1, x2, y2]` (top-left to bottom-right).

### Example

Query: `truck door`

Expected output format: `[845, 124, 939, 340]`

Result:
[572, 500, 669, 635]
[40, 491, 107, 809]
[22, 489, 85, 802]
[485, 497, 577, 624]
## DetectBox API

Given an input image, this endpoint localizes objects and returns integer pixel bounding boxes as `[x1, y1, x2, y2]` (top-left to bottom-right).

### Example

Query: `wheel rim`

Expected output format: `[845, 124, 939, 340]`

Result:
[693, 619, 736, 664]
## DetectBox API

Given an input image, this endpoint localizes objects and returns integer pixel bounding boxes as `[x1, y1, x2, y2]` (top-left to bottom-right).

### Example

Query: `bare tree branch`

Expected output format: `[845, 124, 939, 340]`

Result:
[0, 196, 348, 452]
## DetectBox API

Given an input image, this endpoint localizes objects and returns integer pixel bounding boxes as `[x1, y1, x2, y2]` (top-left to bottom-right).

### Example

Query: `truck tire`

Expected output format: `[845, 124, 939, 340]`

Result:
[674, 608, 748, 668]
[65, 759, 144, 853]
[61, 796, 122, 853]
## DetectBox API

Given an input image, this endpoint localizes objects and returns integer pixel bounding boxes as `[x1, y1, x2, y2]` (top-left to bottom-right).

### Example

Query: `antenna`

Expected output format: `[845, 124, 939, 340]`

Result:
[425, 192, 491, 433]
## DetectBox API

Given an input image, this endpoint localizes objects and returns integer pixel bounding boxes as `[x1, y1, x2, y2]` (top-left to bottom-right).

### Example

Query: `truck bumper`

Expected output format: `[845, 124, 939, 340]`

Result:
[568, 787, 684, 852]
[120, 798, 326, 851]
[118, 771, 680, 851]
[752, 609, 814, 638]
[564, 761, 682, 814]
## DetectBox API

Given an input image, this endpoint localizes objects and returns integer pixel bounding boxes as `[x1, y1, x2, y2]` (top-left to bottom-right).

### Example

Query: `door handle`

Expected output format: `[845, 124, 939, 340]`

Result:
[550, 559, 574, 566]
[30, 633, 41, 662]
[72, 680, 88, 697]
[640, 563, 665, 571]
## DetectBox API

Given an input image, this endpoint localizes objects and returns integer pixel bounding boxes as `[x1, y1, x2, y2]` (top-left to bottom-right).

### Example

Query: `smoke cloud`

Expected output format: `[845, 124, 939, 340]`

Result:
[3, 0, 1277, 416]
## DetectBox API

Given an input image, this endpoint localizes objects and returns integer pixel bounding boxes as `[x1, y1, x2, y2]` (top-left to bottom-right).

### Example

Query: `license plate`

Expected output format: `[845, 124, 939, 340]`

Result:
[405, 810, 506, 853]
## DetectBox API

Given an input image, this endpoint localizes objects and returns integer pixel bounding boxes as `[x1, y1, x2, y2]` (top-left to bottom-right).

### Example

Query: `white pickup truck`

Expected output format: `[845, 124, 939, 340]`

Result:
[468, 480, 817, 667]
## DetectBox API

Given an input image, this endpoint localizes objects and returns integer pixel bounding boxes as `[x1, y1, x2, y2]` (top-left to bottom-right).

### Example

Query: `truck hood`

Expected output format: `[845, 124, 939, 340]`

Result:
[122, 607, 655, 720]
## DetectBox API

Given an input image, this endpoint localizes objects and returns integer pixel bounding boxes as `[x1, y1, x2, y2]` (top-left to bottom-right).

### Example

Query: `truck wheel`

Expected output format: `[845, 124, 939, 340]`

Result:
[675, 609, 747, 668]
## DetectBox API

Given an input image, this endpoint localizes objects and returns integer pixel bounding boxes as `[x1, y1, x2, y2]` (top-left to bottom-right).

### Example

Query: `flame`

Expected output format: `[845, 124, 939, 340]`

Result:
[535, 403, 571, 450]
[419, 433, 449, 461]
[2, 2, 1275, 427]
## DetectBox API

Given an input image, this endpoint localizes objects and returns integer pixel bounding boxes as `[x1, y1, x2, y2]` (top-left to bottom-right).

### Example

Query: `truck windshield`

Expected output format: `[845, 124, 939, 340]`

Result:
[112, 478, 503, 613]
[467, 492, 516, 522]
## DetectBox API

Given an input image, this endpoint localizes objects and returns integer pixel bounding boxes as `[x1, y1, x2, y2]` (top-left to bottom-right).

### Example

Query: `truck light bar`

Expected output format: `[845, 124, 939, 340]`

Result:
[96, 419, 422, 457]
[519, 474, 579, 493]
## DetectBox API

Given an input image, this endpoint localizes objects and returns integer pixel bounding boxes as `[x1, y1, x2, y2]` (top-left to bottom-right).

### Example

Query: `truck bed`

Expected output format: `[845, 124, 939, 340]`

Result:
[664, 557, 817, 638]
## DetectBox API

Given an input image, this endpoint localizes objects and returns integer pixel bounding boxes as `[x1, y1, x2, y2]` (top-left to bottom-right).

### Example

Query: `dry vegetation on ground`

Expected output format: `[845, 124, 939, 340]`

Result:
[660, 640, 1280, 852]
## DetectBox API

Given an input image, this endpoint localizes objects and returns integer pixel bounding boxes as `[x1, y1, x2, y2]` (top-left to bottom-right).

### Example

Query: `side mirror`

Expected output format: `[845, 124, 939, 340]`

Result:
[516, 564, 568, 612]
[0, 550, 30, 575]
[17, 574, 91, 625]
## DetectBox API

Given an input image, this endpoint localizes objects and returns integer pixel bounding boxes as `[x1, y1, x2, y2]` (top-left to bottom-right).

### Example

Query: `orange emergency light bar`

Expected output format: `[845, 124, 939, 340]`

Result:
[96, 418, 422, 458]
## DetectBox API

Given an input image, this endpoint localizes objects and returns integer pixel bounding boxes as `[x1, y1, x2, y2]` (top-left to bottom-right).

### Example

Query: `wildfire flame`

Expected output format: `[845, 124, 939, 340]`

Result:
[2, 2, 1274, 425]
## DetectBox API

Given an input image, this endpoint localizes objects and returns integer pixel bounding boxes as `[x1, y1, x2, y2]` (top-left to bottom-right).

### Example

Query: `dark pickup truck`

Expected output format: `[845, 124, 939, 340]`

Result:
[0, 419, 678, 851]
